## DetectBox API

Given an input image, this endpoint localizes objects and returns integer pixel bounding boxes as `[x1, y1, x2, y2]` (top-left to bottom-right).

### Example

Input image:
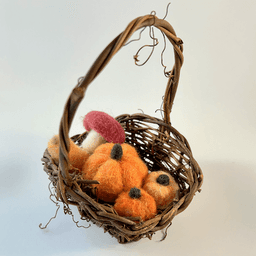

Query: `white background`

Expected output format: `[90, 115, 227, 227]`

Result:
[1, 0, 256, 255]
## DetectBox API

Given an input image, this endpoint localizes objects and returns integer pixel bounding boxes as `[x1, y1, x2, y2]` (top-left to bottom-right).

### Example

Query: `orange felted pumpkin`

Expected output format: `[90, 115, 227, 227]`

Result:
[143, 171, 180, 209]
[47, 135, 89, 171]
[114, 187, 157, 222]
[82, 143, 148, 202]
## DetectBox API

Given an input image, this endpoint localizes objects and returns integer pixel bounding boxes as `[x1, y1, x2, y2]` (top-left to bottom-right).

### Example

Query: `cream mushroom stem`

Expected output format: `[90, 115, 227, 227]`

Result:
[81, 129, 106, 154]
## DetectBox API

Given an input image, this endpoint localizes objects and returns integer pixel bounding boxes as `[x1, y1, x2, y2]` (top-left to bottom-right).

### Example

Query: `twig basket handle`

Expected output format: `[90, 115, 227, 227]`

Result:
[58, 14, 184, 186]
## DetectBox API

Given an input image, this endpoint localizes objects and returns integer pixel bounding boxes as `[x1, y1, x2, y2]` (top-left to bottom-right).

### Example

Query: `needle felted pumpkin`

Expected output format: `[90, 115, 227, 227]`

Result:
[114, 187, 157, 222]
[143, 171, 180, 209]
[47, 135, 89, 171]
[83, 143, 148, 202]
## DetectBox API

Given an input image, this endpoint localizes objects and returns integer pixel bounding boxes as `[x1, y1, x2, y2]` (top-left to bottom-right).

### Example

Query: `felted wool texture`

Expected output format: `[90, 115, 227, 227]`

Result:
[81, 129, 107, 154]
[143, 171, 179, 209]
[83, 111, 125, 144]
[92, 159, 124, 202]
[47, 135, 60, 163]
[121, 143, 139, 158]
[47, 135, 89, 171]
[93, 142, 114, 156]
[82, 152, 109, 180]
[119, 153, 148, 191]
[114, 188, 157, 222]
[82, 143, 148, 188]
[82, 143, 114, 180]
[81, 142, 149, 202]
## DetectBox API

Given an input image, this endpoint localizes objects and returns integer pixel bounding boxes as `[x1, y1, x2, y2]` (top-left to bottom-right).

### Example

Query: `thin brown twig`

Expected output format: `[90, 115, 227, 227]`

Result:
[39, 182, 60, 229]
[124, 27, 147, 46]
[163, 2, 172, 20]
[160, 31, 172, 77]
[133, 25, 158, 66]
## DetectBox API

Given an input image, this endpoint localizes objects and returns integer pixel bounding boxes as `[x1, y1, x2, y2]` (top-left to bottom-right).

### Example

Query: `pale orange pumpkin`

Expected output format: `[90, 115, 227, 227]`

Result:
[47, 135, 89, 171]
[143, 171, 179, 209]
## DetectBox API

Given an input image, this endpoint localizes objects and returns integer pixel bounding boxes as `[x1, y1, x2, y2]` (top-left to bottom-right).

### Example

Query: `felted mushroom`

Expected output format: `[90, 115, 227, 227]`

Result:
[81, 111, 126, 154]
[114, 187, 157, 222]
[143, 170, 180, 209]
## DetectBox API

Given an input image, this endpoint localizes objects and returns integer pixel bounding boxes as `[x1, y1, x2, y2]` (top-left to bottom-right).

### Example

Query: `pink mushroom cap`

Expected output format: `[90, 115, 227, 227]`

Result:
[83, 111, 125, 144]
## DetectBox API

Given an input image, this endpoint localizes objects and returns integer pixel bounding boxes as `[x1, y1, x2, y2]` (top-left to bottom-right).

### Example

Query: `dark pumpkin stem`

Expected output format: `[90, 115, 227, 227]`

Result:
[110, 144, 123, 160]
[156, 174, 170, 186]
[129, 187, 141, 199]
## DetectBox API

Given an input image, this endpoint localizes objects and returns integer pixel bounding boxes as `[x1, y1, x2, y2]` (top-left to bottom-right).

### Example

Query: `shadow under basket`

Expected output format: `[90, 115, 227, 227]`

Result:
[41, 13, 203, 244]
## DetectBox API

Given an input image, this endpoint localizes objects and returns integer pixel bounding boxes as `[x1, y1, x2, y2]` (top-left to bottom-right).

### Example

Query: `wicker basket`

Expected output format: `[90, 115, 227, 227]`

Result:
[41, 13, 203, 244]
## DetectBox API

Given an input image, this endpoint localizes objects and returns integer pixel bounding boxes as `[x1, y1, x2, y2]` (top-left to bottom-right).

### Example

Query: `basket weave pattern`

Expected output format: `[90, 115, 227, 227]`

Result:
[42, 14, 203, 243]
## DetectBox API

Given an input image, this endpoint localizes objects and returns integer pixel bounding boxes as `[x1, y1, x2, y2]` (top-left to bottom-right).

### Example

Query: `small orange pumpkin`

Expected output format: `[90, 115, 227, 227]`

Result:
[143, 171, 179, 209]
[114, 187, 157, 222]
[82, 143, 148, 202]
[47, 135, 89, 171]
